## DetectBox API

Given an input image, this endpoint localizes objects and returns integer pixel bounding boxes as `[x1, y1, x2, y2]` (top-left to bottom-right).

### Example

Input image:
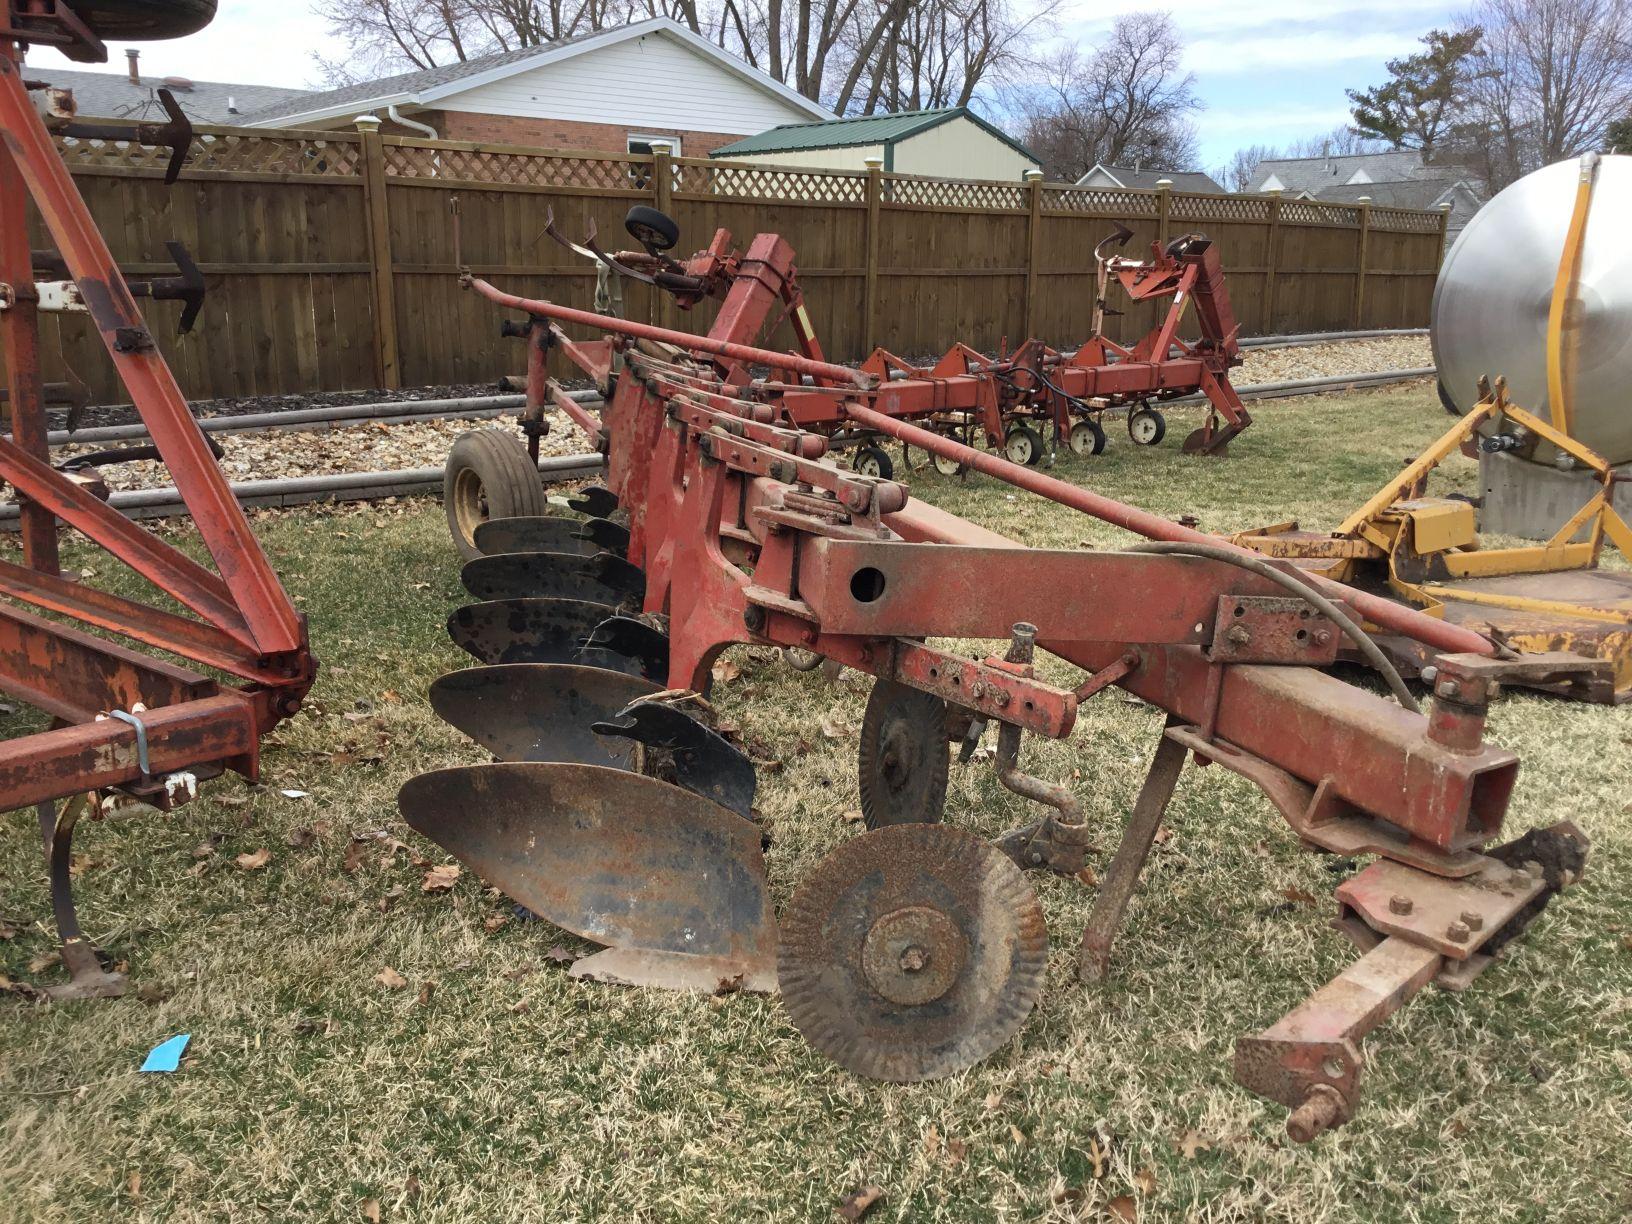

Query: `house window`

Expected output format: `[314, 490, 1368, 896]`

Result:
[627, 135, 680, 189]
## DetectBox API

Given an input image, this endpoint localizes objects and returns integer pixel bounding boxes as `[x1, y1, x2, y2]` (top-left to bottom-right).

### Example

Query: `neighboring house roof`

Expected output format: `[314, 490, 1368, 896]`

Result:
[21, 64, 308, 124]
[1316, 179, 1460, 209]
[1076, 163, 1223, 193]
[1246, 148, 1480, 195]
[711, 106, 1039, 164]
[242, 17, 832, 128]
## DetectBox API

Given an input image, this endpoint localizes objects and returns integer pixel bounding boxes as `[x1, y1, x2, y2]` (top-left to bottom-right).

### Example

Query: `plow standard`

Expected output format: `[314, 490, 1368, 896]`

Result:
[405, 210, 1588, 1142]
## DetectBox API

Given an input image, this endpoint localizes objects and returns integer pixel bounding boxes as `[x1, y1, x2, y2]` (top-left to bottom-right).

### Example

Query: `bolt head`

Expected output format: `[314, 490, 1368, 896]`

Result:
[1446, 920, 1471, 943]
[1459, 910, 1484, 931]
[1388, 894, 1413, 915]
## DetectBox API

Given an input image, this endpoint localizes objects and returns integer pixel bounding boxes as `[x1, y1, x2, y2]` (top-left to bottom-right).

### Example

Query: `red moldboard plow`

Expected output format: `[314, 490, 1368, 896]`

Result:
[1, 3, 314, 999]
[402, 211, 1585, 1139]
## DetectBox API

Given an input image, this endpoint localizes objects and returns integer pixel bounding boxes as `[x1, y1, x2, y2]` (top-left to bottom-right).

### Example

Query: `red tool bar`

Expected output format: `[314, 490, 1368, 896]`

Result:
[465, 276, 870, 389]
[842, 401, 1496, 658]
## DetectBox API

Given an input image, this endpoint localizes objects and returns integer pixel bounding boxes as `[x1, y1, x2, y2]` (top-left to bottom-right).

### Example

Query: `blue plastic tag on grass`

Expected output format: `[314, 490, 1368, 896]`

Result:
[140, 1033, 190, 1073]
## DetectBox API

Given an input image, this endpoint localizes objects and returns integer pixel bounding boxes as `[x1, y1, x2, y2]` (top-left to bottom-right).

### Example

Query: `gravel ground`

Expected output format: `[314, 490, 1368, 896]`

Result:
[42, 334, 1434, 493]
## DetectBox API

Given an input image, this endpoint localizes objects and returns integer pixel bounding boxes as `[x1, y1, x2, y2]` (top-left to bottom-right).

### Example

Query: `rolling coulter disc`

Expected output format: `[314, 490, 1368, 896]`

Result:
[858, 677, 949, 829]
[474, 516, 598, 558]
[399, 763, 778, 992]
[460, 551, 646, 605]
[430, 664, 659, 766]
[447, 597, 623, 667]
[778, 824, 1049, 1082]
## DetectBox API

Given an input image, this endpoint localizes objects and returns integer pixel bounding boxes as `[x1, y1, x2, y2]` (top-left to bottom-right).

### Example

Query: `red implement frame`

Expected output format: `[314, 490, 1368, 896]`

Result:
[460, 231, 1584, 1139]
[1, 27, 313, 999]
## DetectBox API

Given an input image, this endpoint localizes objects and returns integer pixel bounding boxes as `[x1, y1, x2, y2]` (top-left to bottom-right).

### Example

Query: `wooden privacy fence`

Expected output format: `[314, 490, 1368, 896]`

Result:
[17, 121, 1450, 403]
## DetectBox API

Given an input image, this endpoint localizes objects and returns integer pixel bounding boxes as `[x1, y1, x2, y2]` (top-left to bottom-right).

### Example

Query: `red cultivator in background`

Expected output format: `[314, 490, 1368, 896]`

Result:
[1, 2, 314, 998]
[408, 210, 1585, 1141]
[522, 206, 1248, 483]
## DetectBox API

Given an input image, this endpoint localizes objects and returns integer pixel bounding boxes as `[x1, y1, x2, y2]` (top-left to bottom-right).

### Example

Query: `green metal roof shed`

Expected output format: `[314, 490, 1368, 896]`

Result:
[711, 107, 1041, 178]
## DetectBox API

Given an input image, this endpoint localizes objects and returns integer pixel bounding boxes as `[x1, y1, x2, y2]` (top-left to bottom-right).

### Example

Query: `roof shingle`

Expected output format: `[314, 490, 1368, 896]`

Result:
[21, 64, 308, 124]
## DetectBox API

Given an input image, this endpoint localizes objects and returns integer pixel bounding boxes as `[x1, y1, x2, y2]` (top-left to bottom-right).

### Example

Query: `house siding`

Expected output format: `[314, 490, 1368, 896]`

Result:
[442, 32, 814, 136]
[891, 118, 1037, 179]
[433, 111, 746, 156]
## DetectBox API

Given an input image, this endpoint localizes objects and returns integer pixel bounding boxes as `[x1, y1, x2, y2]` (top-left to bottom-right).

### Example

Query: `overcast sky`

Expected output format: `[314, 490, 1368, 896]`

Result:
[26, 0, 1460, 170]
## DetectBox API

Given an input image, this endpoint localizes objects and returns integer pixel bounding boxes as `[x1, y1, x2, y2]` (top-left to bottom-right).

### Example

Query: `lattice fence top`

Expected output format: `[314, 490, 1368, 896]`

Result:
[1370, 206, 1446, 233]
[1169, 193, 1271, 223]
[1041, 186, 1160, 216]
[382, 143, 644, 192]
[1279, 200, 1363, 226]
[887, 175, 1027, 210]
[57, 131, 362, 177]
[674, 160, 868, 204]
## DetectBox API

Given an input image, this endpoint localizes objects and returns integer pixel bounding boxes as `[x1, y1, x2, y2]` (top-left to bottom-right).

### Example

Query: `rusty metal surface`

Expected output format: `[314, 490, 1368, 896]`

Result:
[429, 663, 657, 767]
[857, 677, 949, 829]
[398, 763, 777, 987]
[473, 516, 599, 558]
[446, 597, 621, 667]
[778, 823, 1048, 1083]
[590, 699, 757, 821]
[460, 550, 645, 605]
[1209, 595, 1341, 665]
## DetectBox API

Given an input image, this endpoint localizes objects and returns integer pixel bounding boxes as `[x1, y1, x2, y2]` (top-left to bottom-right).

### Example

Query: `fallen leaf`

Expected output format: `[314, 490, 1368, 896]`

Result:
[1281, 886, 1318, 907]
[945, 1137, 967, 1165]
[381, 690, 401, 703]
[711, 658, 742, 684]
[841, 808, 864, 824]
[819, 711, 847, 739]
[361, 1199, 381, 1223]
[191, 840, 216, 860]
[1108, 1194, 1138, 1222]
[836, 1185, 884, 1221]
[422, 863, 461, 893]
[186, 860, 209, 878]
[923, 1125, 941, 1159]
[376, 966, 408, 990]
[29, 950, 61, 973]
[235, 848, 272, 871]
[543, 945, 576, 964]
[509, 1000, 530, 1014]
[69, 853, 100, 877]
[982, 1090, 1003, 1112]
[0, 922, 16, 940]
[483, 915, 509, 932]
[1176, 1130, 1213, 1160]
[1076, 866, 1099, 887]
[416, 980, 435, 1005]
[377, 885, 405, 913]
[342, 840, 367, 874]
[1621, 933, 1632, 953]
[286, 826, 316, 849]
[1153, 827, 1174, 845]
[1087, 1136, 1108, 1178]
[128, 1171, 141, 1203]
[1008, 1124, 1027, 1146]
[1134, 1167, 1157, 1195]
[404, 1172, 421, 1202]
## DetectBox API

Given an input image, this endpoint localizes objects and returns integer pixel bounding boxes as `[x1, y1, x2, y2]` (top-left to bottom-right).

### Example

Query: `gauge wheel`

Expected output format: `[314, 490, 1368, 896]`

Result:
[853, 444, 894, 480]
[1127, 406, 1167, 446]
[932, 449, 966, 476]
[1068, 419, 1107, 456]
[624, 205, 680, 252]
[1004, 425, 1044, 466]
[444, 429, 550, 561]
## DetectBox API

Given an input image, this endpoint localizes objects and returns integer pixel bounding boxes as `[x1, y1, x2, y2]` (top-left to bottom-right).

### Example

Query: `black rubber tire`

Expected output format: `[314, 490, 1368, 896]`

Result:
[1127, 407, 1167, 446]
[444, 429, 550, 562]
[1005, 425, 1044, 466]
[853, 445, 895, 480]
[624, 205, 680, 252]
[70, 0, 216, 39]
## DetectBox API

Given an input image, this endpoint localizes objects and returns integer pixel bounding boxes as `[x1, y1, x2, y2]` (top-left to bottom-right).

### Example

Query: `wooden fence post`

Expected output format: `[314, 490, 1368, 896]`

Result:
[355, 114, 400, 389]
[1023, 169, 1043, 340]
[1262, 189, 1282, 334]
[1353, 197, 1371, 330]
[1437, 199, 1452, 260]
[863, 155, 883, 353]
[1155, 178, 1172, 248]
[652, 143, 675, 330]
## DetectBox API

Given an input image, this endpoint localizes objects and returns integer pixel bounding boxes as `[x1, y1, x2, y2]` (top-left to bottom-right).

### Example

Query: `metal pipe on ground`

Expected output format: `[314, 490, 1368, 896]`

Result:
[0, 453, 604, 525]
[840, 399, 1495, 658]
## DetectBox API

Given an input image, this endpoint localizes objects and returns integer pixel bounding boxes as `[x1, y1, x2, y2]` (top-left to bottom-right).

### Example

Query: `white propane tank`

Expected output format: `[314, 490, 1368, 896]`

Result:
[1432, 153, 1632, 466]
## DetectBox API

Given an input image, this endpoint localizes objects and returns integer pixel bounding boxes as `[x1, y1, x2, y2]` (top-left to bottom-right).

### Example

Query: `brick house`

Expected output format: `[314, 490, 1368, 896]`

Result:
[238, 17, 832, 156]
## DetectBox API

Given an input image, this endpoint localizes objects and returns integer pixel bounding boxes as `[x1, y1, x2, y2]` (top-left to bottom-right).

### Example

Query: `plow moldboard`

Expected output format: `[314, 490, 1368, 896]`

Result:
[398, 763, 777, 988]
[461, 551, 645, 605]
[474, 516, 599, 558]
[430, 664, 660, 765]
[447, 597, 622, 666]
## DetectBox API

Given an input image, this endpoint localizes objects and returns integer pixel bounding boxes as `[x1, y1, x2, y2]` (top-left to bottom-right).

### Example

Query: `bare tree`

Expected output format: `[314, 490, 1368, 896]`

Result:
[1456, 0, 1632, 188]
[1009, 13, 1200, 182]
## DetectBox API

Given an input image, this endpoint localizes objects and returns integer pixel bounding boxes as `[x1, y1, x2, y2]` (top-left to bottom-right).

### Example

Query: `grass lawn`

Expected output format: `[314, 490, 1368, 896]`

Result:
[3, 383, 1630, 1222]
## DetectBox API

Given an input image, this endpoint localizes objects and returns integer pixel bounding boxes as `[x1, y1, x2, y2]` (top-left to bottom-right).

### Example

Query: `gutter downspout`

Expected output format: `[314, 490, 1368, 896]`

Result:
[387, 104, 439, 139]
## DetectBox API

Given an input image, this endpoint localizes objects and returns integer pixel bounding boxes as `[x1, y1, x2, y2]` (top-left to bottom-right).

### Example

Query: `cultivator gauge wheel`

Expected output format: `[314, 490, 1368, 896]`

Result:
[1068, 419, 1107, 456]
[473, 516, 599, 558]
[399, 763, 778, 993]
[1004, 425, 1044, 466]
[931, 451, 966, 477]
[852, 445, 894, 480]
[460, 551, 646, 605]
[1127, 406, 1167, 446]
[430, 664, 659, 766]
[778, 824, 1049, 1082]
[858, 677, 950, 828]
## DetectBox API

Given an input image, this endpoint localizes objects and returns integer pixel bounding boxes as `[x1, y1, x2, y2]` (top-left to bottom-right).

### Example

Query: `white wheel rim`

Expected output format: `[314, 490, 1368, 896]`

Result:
[1131, 413, 1158, 443]
[934, 454, 960, 474]
[1069, 425, 1092, 454]
[1006, 434, 1032, 463]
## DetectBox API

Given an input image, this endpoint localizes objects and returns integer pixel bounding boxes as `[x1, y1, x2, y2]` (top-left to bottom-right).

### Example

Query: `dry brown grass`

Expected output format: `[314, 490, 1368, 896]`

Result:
[3, 383, 1630, 1222]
